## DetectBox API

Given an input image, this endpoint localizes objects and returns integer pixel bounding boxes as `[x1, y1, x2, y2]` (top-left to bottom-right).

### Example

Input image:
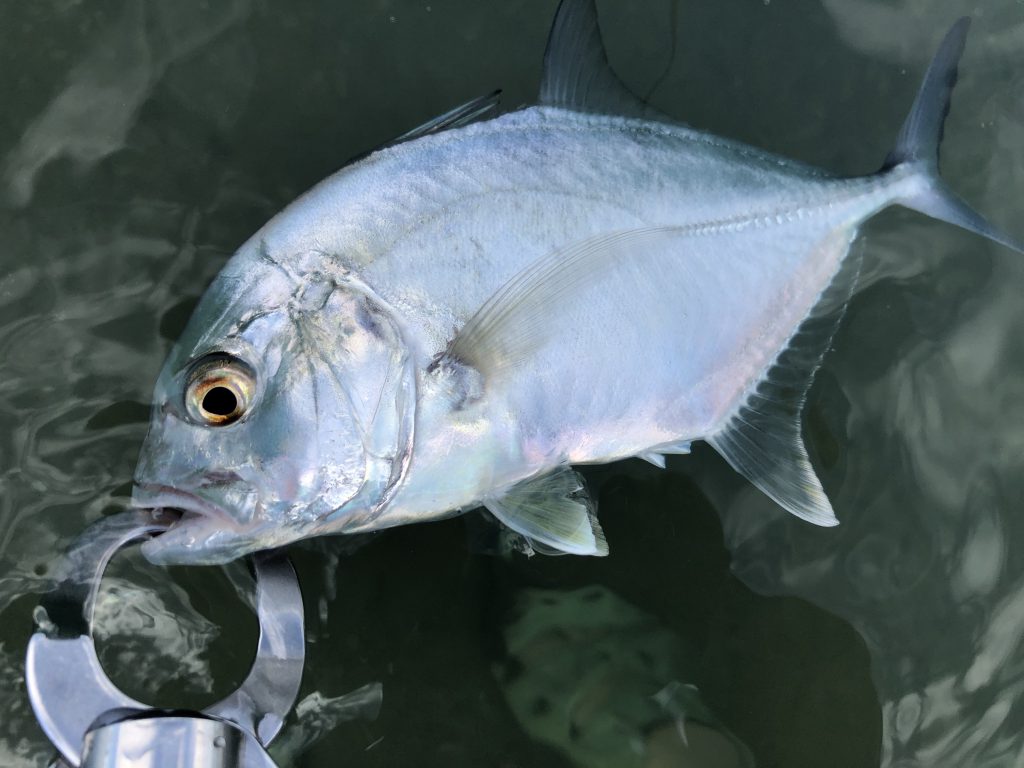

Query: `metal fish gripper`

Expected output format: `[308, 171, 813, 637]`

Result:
[25, 509, 305, 768]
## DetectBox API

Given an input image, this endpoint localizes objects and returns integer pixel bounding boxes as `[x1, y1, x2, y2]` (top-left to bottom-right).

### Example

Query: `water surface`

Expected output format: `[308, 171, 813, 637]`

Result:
[1, 1, 1022, 765]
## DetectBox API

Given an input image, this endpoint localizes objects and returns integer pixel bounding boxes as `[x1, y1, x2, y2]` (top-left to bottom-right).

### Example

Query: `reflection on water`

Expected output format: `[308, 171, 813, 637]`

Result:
[1, 0, 1022, 765]
[689, 8, 1024, 759]
[821, 0, 1024, 67]
[2, 0, 253, 207]
[495, 585, 754, 768]
[269, 683, 384, 765]
[93, 575, 219, 697]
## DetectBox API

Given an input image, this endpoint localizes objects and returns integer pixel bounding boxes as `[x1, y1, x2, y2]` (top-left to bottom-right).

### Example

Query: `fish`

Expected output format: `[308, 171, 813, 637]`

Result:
[131, 0, 1022, 565]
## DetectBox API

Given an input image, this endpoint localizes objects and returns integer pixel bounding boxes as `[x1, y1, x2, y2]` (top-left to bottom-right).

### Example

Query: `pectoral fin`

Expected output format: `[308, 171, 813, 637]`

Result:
[437, 227, 682, 380]
[483, 467, 608, 556]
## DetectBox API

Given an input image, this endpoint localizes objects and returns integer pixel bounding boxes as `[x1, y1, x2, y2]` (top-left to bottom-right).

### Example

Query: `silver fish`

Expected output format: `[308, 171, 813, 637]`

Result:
[132, 0, 1021, 564]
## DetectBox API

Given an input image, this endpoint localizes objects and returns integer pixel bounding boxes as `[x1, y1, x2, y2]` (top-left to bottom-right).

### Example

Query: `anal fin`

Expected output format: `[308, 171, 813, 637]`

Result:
[483, 467, 608, 556]
[637, 452, 667, 469]
[707, 234, 862, 527]
[637, 440, 692, 469]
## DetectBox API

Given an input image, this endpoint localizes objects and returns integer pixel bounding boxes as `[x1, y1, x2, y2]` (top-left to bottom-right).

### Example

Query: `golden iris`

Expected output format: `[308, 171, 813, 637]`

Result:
[184, 356, 255, 426]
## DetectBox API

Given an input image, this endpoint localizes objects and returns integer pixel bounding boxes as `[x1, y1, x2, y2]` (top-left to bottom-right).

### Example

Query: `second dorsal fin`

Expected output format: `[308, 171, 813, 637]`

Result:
[538, 0, 653, 118]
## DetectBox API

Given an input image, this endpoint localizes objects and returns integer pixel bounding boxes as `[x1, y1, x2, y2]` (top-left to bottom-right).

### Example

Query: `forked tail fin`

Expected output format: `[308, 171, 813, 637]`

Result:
[885, 17, 1024, 254]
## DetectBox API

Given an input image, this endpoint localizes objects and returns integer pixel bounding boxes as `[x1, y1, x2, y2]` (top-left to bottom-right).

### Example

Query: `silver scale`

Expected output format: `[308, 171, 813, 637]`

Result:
[24, 510, 317, 768]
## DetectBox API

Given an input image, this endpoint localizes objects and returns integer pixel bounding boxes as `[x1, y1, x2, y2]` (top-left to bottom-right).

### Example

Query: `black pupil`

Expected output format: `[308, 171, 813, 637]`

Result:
[202, 386, 238, 417]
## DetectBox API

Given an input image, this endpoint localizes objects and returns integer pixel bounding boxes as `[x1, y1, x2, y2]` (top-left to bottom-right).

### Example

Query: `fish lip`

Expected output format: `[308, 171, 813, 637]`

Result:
[132, 483, 243, 532]
[134, 484, 251, 565]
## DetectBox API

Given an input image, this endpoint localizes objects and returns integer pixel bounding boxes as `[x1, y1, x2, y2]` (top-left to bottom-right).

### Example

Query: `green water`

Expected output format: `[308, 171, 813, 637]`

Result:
[2, 0, 1022, 765]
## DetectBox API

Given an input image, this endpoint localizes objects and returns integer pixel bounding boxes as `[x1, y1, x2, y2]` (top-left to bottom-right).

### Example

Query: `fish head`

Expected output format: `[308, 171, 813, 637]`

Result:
[134, 248, 415, 565]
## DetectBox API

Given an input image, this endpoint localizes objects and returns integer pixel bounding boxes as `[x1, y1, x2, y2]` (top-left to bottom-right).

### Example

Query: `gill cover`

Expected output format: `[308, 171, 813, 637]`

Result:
[134, 247, 416, 564]
[290, 268, 417, 532]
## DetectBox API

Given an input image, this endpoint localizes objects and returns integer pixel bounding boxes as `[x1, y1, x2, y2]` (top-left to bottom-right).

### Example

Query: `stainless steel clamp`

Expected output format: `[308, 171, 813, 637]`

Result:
[25, 509, 305, 768]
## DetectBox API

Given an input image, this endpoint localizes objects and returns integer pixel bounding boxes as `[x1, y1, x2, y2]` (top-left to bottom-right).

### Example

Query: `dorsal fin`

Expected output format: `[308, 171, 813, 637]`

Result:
[386, 90, 502, 147]
[706, 233, 863, 527]
[538, 0, 653, 118]
[353, 91, 502, 164]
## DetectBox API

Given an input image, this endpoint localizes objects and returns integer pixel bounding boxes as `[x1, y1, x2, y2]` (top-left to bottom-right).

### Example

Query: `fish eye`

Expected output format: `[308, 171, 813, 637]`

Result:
[184, 354, 256, 427]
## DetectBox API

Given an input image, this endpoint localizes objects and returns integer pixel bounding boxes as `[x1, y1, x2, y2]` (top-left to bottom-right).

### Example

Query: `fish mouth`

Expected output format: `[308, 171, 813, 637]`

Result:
[132, 484, 250, 565]
[132, 484, 243, 530]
